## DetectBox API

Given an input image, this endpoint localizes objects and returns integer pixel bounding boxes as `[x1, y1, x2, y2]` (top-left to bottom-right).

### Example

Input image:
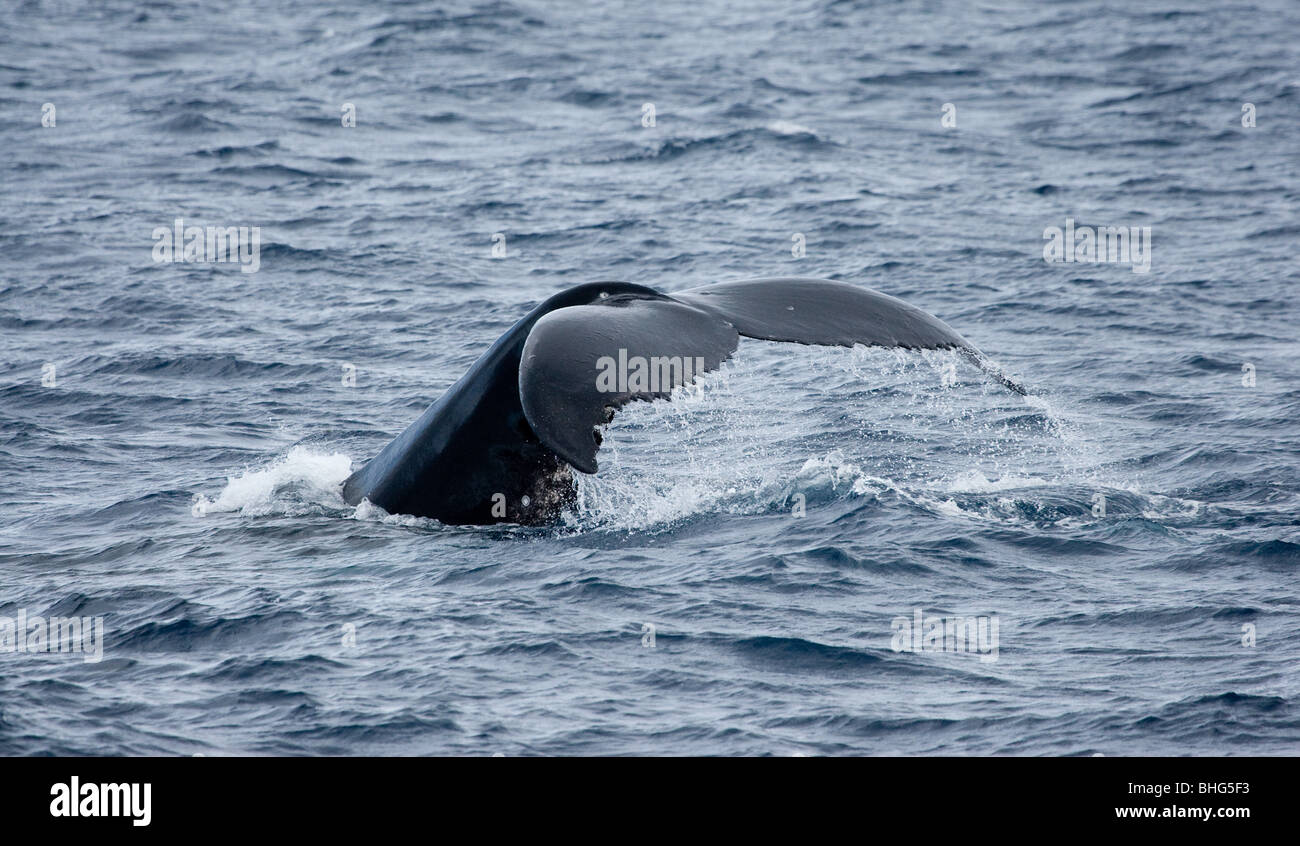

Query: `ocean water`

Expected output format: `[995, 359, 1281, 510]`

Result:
[1, 0, 1298, 756]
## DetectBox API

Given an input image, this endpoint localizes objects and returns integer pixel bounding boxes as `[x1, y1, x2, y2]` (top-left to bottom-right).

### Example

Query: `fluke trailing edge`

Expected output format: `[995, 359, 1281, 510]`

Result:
[340, 277, 1026, 525]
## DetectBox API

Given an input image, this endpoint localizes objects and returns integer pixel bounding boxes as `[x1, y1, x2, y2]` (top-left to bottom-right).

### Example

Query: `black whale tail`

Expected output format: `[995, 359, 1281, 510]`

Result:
[344, 277, 1027, 524]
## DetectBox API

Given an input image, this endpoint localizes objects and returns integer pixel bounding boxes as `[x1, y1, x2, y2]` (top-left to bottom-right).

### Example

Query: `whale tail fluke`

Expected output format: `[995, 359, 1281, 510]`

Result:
[519, 277, 1028, 474]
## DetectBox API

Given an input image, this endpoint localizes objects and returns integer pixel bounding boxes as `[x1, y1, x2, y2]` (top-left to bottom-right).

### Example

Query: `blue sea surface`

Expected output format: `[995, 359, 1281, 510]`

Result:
[1, 0, 1298, 755]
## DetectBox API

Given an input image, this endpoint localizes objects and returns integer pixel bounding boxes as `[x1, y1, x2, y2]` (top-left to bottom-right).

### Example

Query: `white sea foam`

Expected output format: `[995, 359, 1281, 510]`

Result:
[193, 446, 352, 517]
[767, 120, 817, 136]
